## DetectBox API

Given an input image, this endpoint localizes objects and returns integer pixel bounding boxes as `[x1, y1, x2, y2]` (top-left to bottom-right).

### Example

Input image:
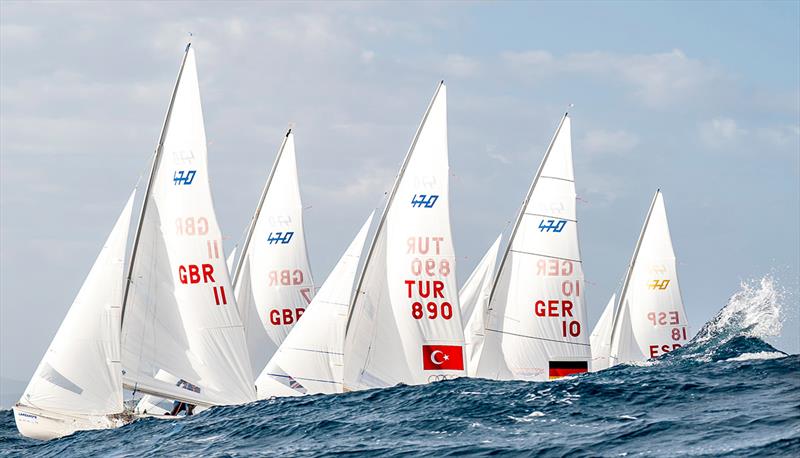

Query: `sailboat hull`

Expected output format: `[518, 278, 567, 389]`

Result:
[13, 404, 121, 441]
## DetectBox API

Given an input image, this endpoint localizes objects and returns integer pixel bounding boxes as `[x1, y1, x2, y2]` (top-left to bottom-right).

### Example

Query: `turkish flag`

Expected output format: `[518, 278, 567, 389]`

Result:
[422, 345, 464, 371]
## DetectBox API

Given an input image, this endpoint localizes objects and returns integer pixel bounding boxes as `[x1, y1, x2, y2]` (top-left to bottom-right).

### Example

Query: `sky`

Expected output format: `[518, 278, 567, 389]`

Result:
[1, 1, 798, 401]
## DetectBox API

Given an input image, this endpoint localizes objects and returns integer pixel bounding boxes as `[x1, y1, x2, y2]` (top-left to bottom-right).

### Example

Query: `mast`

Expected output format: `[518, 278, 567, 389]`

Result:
[120, 43, 192, 328]
[231, 129, 292, 287]
[485, 112, 569, 308]
[344, 81, 445, 335]
[607, 189, 661, 360]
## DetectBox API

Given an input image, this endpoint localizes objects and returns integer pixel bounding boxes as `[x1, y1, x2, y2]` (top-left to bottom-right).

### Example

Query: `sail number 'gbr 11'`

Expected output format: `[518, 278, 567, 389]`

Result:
[174, 196, 228, 306]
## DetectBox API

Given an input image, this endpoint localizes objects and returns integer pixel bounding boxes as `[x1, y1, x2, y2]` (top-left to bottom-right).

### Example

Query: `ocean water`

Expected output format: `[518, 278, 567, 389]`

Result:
[1, 277, 797, 457]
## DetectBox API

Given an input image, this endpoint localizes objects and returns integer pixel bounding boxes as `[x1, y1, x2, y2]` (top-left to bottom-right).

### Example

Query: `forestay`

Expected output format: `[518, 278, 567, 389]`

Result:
[232, 131, 315, 375]
[255, 213, 374, 398]
[459, 235, 502, 377]
[344, 82, 466, 389]
[474, 114, 591, 381]
[608, 191, 689, 365]
[120, 45, 255, 406]
[18, 191, 134, 417]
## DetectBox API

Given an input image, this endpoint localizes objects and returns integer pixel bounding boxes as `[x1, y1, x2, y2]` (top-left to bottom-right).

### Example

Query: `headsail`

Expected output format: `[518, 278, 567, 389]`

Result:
[474, 114, 591, 381]
[608, 191, 689, 365]
[226, 246, 237, 274]
[255, 212, 374, 398]
[120, 45, 255, 406]
[459, 235, 502, 376]
[344, 82, 466, 389]
[232, 130, 315, 375]
[589, 294, 616, 371]
[17, 191, 134, 419]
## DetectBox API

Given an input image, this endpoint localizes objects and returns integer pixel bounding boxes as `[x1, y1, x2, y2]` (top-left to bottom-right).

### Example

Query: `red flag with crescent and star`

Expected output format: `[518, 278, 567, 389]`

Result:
[422, 345, 464, 371]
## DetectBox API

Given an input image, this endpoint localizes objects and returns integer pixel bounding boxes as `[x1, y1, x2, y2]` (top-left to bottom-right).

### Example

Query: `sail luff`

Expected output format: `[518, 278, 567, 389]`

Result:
[608, 189, 661, 360]
[344, 81, 445, 336]
[486, 112, 569, 308]
[120, 43, 192, 328]
[231, 129, 292, 287]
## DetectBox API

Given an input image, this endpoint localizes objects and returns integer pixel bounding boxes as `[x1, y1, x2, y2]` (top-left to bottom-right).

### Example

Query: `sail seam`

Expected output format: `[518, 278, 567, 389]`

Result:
[539, 175, 574, 183]
[507, 249, 581, 263]
[485, 328, 591, 347]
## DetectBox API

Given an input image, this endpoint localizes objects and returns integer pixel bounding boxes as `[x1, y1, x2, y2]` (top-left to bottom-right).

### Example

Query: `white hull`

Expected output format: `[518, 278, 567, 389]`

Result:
[13, 404, 122, 441]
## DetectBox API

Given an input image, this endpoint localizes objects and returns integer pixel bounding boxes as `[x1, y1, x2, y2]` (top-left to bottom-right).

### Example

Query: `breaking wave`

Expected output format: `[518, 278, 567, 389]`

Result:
[1, 276, 797, 457]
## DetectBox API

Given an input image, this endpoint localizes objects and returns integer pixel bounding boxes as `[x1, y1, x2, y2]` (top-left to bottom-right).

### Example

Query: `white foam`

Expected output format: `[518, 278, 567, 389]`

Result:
[723, 351, 785, 362]
[694, 276, 785, 345]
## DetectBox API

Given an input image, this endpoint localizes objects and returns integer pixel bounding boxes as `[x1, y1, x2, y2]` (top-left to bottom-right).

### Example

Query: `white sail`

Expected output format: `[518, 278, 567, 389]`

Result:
[474, 114, 591, 381]
[255, 212, 374, 398]
[589, 294, 616, 371]
[344, 82, 466, 389]
[609, 191, 689, 365]
[14, 191, 135, 439]
[120, 45, 256, 406]
[232, 130, 315, 376]
[226, 246, 237, 273]
[459, 235, 502, 377]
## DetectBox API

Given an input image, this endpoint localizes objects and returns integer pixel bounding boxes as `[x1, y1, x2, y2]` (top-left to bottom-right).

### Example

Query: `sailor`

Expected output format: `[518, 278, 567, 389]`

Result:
[167, 380, 198, 416]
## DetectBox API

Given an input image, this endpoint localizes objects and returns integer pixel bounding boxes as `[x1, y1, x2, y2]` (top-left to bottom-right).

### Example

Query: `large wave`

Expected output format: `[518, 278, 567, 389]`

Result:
[1, 276, 797, 457]
[663, 275, 788, 363]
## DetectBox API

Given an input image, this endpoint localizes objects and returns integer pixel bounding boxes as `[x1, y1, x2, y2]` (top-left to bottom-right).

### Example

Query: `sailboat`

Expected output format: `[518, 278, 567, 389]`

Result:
[471, 113, 591, 381]
[343, 81, 467, 389]
[231, 130, 315, 377]
[120, 43, 255, 408]
[459, 235, 502, 377]
[15, 43, 256, 440]
[13, 193, 135, 440]
[590, 190, 689, 370]
[255, 213, 374, 397]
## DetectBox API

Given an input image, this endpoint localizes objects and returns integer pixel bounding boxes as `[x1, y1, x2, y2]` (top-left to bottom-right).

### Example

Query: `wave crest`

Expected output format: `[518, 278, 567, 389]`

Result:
[671, 275, 787, 362]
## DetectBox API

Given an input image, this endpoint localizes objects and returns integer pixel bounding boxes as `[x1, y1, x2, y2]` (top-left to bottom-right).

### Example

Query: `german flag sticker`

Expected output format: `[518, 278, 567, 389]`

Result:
[549, 361, 588, 380]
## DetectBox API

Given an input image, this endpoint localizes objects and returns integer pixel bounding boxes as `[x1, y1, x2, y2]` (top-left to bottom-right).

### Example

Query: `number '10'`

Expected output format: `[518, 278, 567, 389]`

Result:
[561, 320, 581, 337]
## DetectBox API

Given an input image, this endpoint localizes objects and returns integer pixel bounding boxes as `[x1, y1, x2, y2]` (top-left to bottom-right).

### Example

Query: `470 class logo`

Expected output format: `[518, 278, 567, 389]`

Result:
[411, 194, 439, 208]
[538, 219, 567, 233]
[267, 231, 294, 245]
[173, 170, 197, 185]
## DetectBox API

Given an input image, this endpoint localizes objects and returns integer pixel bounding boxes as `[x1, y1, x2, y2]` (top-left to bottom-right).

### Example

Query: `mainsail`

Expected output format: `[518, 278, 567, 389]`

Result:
[473, 114, 591, 381]
[232, 130, 315, 376]
[605, 190, 689, 366]
[119, 44, 256, 406]
[255, 213, 374, 398]
[15, 191, 134, 429]
[459, 235, 502, 376]
[343, 82, 466, 389]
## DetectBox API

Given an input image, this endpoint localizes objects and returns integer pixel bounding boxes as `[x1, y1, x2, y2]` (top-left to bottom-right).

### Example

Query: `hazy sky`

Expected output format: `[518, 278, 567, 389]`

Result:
[1, 1, 798, 393]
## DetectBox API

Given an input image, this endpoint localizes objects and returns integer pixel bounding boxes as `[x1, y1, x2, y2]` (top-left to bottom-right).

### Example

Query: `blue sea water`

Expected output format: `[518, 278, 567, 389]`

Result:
[1, 278, 798, 457]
